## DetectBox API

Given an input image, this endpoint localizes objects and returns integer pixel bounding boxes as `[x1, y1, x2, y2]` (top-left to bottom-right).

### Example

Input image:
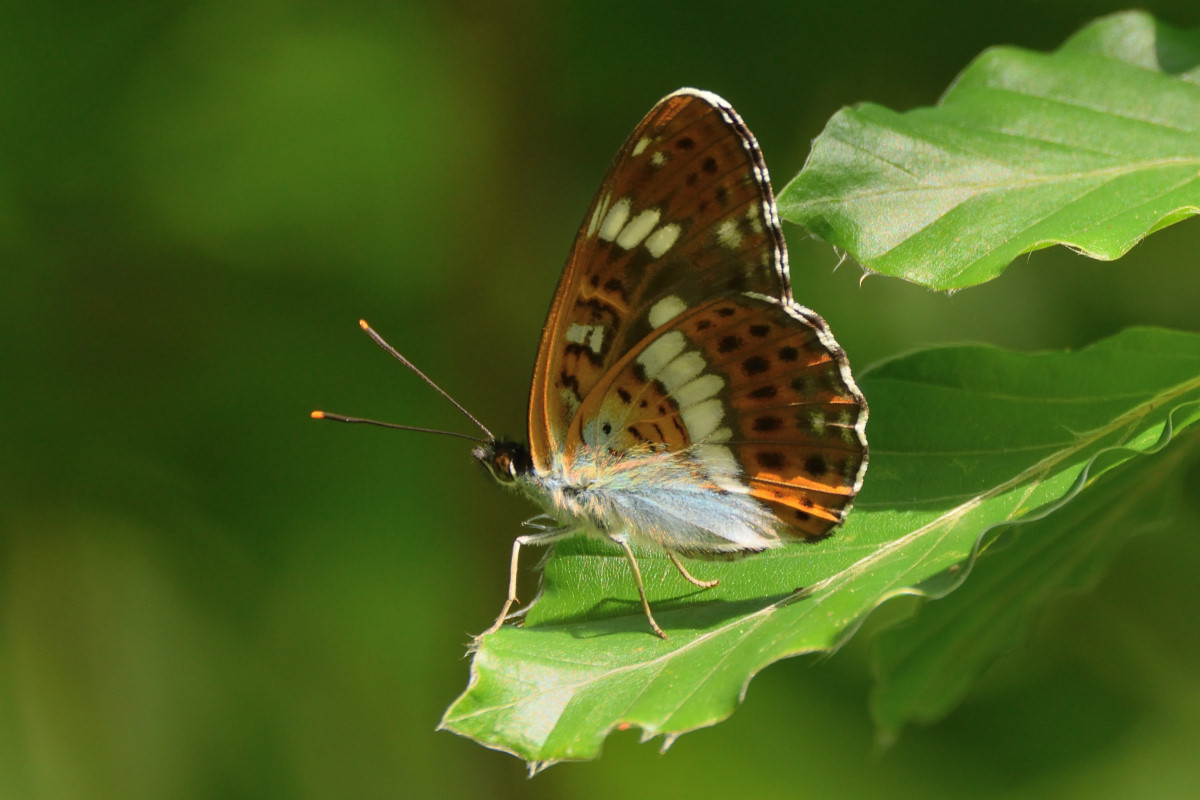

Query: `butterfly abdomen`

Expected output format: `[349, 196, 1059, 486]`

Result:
[526, 443, 785, 556]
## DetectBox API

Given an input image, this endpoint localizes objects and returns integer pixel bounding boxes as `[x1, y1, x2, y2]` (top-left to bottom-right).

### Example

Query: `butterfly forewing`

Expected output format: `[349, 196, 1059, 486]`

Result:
[529, 90, 789, 470]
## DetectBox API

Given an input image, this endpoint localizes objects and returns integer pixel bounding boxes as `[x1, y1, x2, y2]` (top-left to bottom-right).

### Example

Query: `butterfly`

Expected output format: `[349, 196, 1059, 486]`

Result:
[316, 88, 868, 639]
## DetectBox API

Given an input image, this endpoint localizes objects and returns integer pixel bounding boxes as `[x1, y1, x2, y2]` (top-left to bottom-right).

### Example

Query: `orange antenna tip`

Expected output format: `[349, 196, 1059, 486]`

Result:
[311, 410, 326, 419]
[358, 319, 369, 330]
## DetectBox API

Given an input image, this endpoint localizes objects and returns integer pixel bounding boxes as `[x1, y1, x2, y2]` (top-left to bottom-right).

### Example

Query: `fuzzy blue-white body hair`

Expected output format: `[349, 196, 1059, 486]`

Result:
[514, 443, 782, 556]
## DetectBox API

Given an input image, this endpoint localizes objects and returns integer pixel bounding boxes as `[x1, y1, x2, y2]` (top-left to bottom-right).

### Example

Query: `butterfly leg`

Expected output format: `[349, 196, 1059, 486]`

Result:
[520, 514, 558, 532]
[613, 537, 668, 639]
[666, 552, 720, 589]
[478, 526, 575, 638]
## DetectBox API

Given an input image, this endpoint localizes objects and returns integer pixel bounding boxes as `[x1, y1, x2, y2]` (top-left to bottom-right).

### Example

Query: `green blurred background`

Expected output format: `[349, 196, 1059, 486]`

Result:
[3, 1, 1200, 797]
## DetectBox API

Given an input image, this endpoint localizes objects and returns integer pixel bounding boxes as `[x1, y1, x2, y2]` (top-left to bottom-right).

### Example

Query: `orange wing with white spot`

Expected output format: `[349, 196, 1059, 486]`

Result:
[572, 292, 866, 544]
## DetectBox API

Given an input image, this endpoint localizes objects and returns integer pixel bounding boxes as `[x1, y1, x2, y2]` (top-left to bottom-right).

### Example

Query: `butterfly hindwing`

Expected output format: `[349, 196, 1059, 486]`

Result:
[572, 291, 867, 546]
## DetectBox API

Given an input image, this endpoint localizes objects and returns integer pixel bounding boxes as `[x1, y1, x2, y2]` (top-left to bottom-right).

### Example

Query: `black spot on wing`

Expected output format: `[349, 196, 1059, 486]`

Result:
[742, 356, 769, 376]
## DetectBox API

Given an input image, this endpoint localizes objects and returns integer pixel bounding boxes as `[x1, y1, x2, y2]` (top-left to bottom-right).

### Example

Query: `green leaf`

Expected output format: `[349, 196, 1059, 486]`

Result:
[439, 327, 1200, 769]
[778, 11, 1200, 290]
[869, 414, 1197, 736]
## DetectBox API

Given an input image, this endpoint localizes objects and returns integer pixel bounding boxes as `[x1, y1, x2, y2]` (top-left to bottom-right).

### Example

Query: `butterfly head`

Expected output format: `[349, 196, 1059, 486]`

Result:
[473, 439, 534, 487]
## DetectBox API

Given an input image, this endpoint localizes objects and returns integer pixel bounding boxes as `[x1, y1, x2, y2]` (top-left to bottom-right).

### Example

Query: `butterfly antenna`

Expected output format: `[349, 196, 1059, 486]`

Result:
[309, 410, 485, 443]
[355, 319, 496, 441]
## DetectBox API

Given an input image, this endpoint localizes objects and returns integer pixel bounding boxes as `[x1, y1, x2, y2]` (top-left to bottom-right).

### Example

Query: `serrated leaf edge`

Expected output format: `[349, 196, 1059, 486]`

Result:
[442, 374, 1200, 770]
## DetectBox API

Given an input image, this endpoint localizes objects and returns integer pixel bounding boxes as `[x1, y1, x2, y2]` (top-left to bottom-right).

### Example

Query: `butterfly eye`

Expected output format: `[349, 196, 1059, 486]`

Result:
[493, 452, 516, 482]
[473, 441, 527, 485]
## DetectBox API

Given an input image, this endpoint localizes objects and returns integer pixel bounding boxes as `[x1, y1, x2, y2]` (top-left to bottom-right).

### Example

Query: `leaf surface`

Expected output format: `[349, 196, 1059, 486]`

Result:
[440, 327, 1200, 769]
[778, 11, 1200, 289]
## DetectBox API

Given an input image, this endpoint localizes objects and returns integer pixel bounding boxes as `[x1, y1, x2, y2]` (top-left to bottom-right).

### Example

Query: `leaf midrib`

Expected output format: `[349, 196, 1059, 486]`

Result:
[812, 371, 1200, 597]
[791, 155, 1200, 207]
